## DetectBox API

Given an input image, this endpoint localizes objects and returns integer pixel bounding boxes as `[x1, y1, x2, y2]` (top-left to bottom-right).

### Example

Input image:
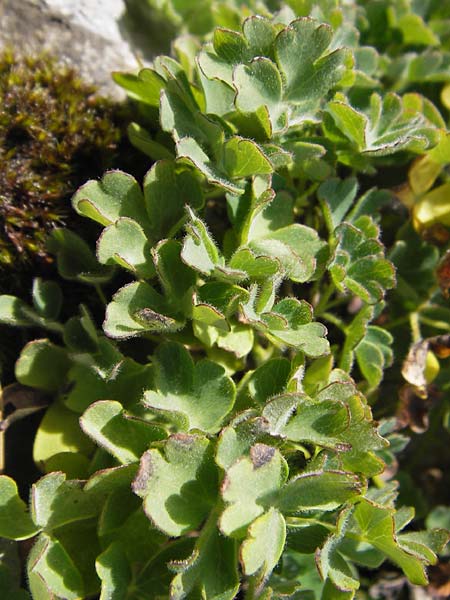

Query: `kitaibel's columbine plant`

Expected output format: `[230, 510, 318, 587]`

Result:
[0, 5, 448, 600]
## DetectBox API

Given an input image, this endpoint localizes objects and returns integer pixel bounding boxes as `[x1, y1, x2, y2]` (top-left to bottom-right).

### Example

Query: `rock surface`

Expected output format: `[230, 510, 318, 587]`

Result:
[0, 0, 144, 97]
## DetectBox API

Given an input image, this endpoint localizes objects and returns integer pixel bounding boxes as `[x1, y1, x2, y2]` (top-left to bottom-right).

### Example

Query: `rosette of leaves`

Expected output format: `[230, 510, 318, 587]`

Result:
[0, 335, 447, 598]
[115, 7, 439, 190]
[123, 0, 450, 105]
[0, 6, 449, 600]
[116, 11, 353, 157]
[324, 91, 442, 172]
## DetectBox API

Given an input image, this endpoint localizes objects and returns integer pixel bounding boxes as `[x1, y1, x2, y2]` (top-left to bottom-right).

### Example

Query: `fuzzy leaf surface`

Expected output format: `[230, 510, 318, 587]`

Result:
[0, 477, 39, 540]
[96, 543, 132, 600]
[143, 160, 203, 240]
[329, 219, 395, 304]
[278, 470, 362, 513]
[220, 444, 288, 537]
[144, 342, 235, 433]
[27, 534, 84, 600]
[242, 291, 330, 357]
[31, 472, 100, 531]
[240, 507, 286, 579]
[15, 339, 70, 392]
[349, 499, 434, 585]
[48, 230, 114, 284]
[72, 171, 150, 233]
[327, 92, 440, 157]
[96, 218, 155, 278]
[229, 17, 352, 131]
[80, 401, 166, 464]
[103, 282, 183, 339]
[170, 521, 239, 600]
[132, 434, 217, 537]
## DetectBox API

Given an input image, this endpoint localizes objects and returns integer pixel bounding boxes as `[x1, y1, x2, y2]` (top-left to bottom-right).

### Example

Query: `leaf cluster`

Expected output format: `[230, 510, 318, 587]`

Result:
[0, 2, 449, 599]
[126, 0, 450, 104]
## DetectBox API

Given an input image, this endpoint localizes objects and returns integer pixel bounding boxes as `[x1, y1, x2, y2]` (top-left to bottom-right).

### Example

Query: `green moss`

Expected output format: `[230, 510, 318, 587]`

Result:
[0, 50, 140, 383]
[0, 49, 124, 282]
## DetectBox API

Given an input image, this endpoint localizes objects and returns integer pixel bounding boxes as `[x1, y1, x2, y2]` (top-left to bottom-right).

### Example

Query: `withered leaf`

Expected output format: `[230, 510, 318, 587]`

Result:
[397, 384, 430, 433]
[429, 334, 450, 358]
[436, 250, 450, 298]
[401, 340, 429, 393]
[428, 561, 450, 598]
[422, 223, 450, 246]
[0, 384, 48, 432]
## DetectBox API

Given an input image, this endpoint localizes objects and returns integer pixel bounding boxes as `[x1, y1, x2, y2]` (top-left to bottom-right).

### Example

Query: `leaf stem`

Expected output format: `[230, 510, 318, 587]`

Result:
[42, 319, 65, 335]
[314, 282, 336, 316]
[285, 516, 335, 531]
[286, 516, 367, 545]
[295, 182, 320, 211]
[244, 574, 259, 600]
[95, 284, 107, 306]
[384, 315, 409, 330]
[418, 314, 450, 332]
[372, 475, 386, 489]
[321, 311, 346, 331]
[409, 312, 421, 343]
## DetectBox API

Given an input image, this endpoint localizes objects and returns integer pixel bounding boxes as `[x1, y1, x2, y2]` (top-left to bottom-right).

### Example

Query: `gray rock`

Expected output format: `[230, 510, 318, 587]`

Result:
[0, 0, 145, 97]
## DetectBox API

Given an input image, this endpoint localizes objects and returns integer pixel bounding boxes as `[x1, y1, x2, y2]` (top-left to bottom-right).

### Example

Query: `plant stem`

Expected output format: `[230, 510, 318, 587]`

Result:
[314, 282, 336, 316]
[418, 314, 450, 332]
[285, 516, 335, 531]
[372, 475, 385, 489]
[295, 182, 319, 210]
[409, 311, 421, 343]
[384, 315, 409, 330]
[321, 311, 346, 331]
[95, 284, 107, 306]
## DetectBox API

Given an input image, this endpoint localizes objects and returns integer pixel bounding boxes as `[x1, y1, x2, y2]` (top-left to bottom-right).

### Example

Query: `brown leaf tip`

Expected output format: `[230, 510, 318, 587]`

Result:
[250, 443, 275, 469]
[171, 433, 197, 446]
[132, 451, 154, 496]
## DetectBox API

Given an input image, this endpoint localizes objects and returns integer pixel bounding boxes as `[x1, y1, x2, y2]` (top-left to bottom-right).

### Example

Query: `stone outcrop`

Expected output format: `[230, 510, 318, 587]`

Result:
[0, 0, 145, 97]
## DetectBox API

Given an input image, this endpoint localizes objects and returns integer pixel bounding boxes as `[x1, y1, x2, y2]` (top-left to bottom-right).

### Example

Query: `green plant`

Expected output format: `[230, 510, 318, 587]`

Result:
[0, 49, 144, 383]
[124, 0, 450, 124]
[0, 3, 449, 599]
